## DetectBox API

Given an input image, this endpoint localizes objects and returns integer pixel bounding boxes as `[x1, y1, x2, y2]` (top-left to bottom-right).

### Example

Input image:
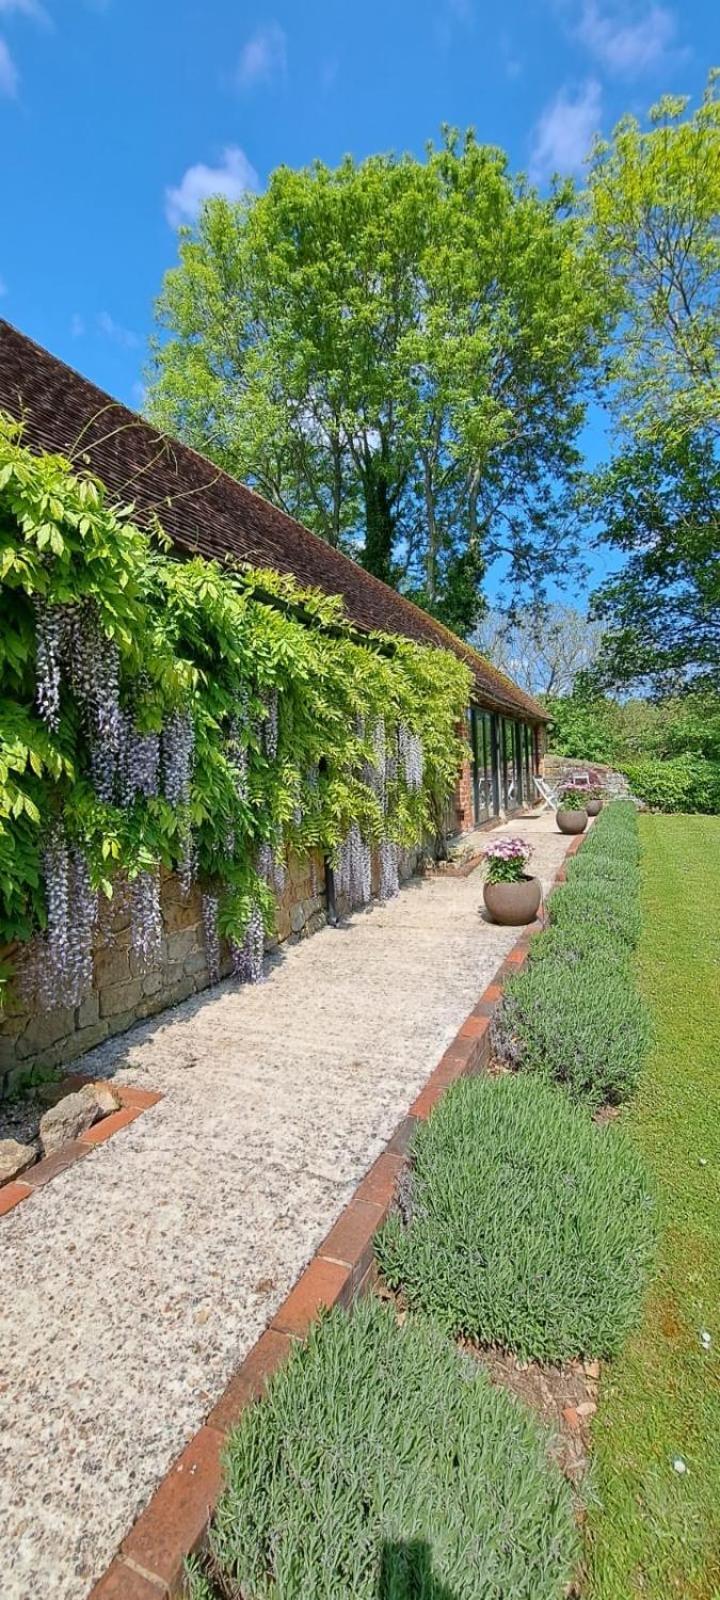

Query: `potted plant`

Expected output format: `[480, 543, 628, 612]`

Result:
[555, 785, 589, 834]
[481, 836, 541, 926]
[585, 784, 603, 817]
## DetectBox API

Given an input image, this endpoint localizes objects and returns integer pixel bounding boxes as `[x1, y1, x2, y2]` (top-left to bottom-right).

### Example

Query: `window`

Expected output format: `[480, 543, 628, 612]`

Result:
[470, 709, 495, 824]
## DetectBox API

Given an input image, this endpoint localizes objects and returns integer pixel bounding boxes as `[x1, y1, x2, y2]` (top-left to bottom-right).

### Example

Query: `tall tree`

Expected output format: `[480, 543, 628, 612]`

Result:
[148, 132, 608, 634]
[587, 74, 720, 692]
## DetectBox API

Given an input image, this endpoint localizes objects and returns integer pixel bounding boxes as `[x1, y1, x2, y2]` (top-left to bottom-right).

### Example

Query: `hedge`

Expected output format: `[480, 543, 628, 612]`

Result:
[376, 1074, 656, 1362]
[190, 1296, 579, 1600]
[493, 801, 650, 1106]
[621, 756, 720, 815]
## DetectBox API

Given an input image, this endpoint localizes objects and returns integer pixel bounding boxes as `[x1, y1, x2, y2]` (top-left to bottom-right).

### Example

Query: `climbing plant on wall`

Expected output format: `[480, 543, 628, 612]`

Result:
[0, 415, 471, 1009]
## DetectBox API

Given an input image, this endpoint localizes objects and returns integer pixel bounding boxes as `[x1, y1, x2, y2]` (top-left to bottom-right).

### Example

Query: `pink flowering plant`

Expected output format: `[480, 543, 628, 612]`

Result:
[482, 836, 533, 884]
[558, 785, 590, 811]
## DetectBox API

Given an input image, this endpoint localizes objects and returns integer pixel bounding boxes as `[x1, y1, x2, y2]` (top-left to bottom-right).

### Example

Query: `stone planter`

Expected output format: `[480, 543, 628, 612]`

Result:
[483, 874, 542, 927]
[586, 798, 603, 816]
[556, 808, 588, 835]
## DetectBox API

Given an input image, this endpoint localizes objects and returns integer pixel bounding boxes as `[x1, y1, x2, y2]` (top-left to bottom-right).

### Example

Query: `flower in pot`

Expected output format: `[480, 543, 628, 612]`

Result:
[556, 785, 589, 834]
[585, 784, 604, 817]
[481, 836, 541, 926]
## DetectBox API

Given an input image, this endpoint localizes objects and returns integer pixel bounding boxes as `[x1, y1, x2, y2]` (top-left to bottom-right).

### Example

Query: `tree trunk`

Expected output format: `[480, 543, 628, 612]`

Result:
[362, 461, 395, 584]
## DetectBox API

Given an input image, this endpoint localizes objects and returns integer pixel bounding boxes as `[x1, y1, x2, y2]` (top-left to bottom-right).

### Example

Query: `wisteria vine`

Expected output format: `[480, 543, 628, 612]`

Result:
[0, 415, 473, 1017]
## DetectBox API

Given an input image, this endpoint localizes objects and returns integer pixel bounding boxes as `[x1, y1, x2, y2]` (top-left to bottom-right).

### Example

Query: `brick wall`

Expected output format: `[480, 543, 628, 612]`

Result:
[0, 844, 421, 1098]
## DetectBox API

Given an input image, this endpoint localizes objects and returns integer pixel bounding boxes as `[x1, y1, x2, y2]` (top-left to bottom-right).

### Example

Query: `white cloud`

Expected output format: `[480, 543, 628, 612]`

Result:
[530, 79, 602, 182]
[0, 0, 47, 18]
[236, 22, 287, 89]
[96, 311, 139, 348]
[164, 146, 260, 228]
[0, 37, 18, 94]
[0, 0, 51, 29]
[576, 0, 676, 74]
[71, 313, 85, 336]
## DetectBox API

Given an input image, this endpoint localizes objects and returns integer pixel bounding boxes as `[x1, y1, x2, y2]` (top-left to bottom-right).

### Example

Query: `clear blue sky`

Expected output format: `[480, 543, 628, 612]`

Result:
[1, 0, 718, 600]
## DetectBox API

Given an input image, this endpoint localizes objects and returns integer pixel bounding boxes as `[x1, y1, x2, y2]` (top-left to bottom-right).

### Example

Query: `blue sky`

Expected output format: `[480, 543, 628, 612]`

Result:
[1, 0, 718, 600]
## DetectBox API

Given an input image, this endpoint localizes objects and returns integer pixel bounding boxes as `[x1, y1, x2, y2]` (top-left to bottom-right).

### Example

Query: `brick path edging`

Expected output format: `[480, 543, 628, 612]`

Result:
[0, 1082, 163, 1218]
[89, 833, 584, 1600]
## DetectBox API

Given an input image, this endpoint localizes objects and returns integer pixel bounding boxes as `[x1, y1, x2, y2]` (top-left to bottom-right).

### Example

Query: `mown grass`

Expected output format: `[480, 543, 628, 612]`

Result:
[586, 815, 720, 1600]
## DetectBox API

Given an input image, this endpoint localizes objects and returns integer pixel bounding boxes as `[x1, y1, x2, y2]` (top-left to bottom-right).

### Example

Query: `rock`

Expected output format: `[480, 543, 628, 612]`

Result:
[78, 1081, 120, 1117]
[0, 1138, 37, 1186]
[39, 1091, 101, 1155]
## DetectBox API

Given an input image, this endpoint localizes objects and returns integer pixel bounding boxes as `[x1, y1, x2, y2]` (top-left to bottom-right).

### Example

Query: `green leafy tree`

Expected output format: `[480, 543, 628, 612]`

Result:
[587, 74, 720, 691]
[148, 132, 608, 634]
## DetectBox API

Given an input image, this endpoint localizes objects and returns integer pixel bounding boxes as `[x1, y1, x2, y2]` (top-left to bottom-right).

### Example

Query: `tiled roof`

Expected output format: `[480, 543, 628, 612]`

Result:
[0, 320, 548, 723]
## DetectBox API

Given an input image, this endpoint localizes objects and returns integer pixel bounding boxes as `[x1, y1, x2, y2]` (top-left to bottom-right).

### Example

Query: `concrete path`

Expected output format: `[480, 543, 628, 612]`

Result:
[0, 814, 569, 1600]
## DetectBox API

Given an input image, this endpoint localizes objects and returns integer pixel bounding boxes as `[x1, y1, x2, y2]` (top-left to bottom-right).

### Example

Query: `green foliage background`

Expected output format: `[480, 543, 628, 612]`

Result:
[546, 689, 720, 813]
[0, 415, 471, 960]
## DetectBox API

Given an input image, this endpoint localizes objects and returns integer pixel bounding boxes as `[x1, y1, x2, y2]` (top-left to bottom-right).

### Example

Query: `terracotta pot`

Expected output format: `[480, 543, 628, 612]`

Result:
[586, 797, 603, 816]
[483, 873, 542, 926]
[556, 808, 588, 835]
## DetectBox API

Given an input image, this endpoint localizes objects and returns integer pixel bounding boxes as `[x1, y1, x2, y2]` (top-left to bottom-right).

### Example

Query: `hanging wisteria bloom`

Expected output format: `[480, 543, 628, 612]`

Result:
[336, 822, 372, 907]
[35, 598, 123, 777]
[231, 901, 265, 983]
[23, 825, 99, 1012]
[177, 814, 196, 901]
[371, 720, 387, 812]
[261, 689, 278, 760]
[161, 710, 194, 806]
[227, 714, 249, 803]
[379, 839, 400, 901]
[202, 891, 221, 984]
[398, 723, 424, 791]
[34, 597, 63, 732]
[130, 869, 163, 969]
[257, 840, 286, 896]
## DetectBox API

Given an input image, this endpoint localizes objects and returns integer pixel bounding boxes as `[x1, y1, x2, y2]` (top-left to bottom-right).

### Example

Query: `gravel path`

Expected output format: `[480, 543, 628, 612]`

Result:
[0, 815, 569, 1600]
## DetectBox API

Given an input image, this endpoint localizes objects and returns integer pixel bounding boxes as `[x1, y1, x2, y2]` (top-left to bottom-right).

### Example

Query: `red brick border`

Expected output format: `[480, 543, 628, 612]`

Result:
[88, 830, 583, 1599]
[0, 1081, 163, 1218]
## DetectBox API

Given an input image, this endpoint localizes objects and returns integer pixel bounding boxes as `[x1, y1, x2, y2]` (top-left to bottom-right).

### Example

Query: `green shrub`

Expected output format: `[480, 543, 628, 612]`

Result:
[621, 756, 720, 815]
[577, 800, 640, 863]
[194, 1296, 579, 1600]
[549, 877, 641, 948]
[565, 841, 640, 889]
[377, 1076, 655, 1363]
[495, 952, 649, 1106]
[528, 922, 631, 974]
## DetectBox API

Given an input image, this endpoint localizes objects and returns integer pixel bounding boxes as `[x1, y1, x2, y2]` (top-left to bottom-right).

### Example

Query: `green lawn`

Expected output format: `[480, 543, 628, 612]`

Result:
[586, 815, 720, 1600]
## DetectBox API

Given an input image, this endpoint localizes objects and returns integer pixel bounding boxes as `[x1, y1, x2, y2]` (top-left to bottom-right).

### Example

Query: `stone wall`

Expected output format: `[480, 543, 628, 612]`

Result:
[0, 844, 422, 1098]
[0, 849, 328, 1098]
[542, 754, 631, 796]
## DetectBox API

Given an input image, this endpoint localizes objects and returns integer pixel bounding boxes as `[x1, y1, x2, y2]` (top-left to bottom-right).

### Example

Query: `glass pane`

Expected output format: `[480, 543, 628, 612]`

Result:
[503, 719, 515, 810]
